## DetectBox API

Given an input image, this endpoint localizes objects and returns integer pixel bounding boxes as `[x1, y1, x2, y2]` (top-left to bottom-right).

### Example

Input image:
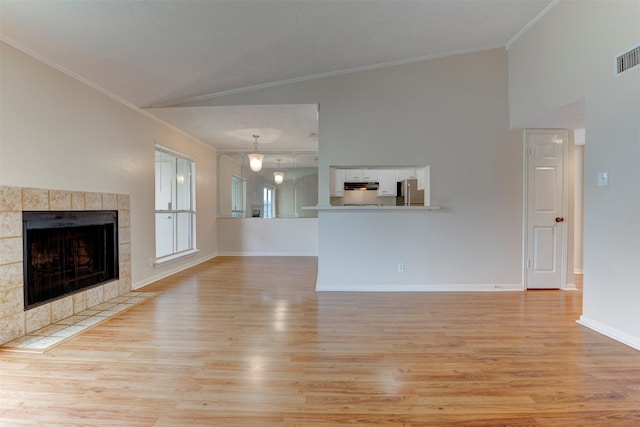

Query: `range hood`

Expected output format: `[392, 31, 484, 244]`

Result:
[344, 181, 379, 191]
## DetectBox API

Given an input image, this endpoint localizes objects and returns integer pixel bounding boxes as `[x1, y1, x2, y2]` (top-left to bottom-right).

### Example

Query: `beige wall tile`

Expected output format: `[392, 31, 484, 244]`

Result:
[0, 262, 23, 292]
[0, 312, 26, 345]
[119, 227, 131, 244]
[119, 243, 131, 263]
[0, 212, 22, 238]
[104, 280, 119, 301]
[0, 186, 22, 212]
[72, 291, 87, 314]
[118, 210, 130, 228]
[49, 190, 72, 210]
[102, 193, 117, 210]
[119, 258, 132, 282]
[22, 188, 49, 210]
[71, 192, 85, 210]
[86, 285, 104, 308]
[117, 194, 130, 210]
[0, 286, 23, 317]
[84, 193, 102, 210]
[0, 237, 23, 265]
[25, 304, 51, 334]
[51, 296, 74, 323]
[118, 276, 131, 295]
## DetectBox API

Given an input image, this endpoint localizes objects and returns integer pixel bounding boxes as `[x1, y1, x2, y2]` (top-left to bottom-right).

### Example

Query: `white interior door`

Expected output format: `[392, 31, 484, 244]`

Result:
[525, 129, 568, 289]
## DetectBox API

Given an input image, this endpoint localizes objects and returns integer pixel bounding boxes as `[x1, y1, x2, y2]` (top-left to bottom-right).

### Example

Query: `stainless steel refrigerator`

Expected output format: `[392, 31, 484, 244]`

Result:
[396, 178, 424, 206]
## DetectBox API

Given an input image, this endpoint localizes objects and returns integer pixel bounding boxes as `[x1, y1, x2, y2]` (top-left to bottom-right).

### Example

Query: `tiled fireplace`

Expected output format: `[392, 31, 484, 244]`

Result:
[0, 186, 131, 345]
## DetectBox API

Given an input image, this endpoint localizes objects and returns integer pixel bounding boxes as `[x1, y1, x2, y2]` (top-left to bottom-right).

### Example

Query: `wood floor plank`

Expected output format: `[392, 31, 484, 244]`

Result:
[1, 257, 639, 426]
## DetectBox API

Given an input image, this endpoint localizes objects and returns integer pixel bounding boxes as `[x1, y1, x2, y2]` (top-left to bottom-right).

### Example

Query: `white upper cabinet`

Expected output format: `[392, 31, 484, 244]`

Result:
[343, 169, 362, 181]
[395, 169, 417, 181]
[361, 169, 379, 181]
[330, 168, 345, 196]
[329, 168, 344, 197]
[343, 169, 380, 181]
[377, 170, 397, 196]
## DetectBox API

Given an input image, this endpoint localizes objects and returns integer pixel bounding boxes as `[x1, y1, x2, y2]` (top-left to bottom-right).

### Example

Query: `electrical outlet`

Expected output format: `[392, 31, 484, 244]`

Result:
[597, 171, 609, 187]
[397, 262, 405, 273]
[148, 258, 154, 267]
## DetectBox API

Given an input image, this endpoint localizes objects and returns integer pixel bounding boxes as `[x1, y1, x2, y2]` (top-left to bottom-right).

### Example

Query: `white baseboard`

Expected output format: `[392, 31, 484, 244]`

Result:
[133, 253, 217, 290]
[577, 316, 640, 351]
[316, 283, 524, 292]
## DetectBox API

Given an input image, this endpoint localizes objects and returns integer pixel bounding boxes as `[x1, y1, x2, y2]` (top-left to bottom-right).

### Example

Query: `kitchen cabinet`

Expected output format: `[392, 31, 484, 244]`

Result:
[396, 169, 417, 181]
[344, 169, 380, 182]
[361, 169, 379, 181]
[343, 169, 362, 181]
[330, 168, 345, 196]
[377, 170, 397, 196]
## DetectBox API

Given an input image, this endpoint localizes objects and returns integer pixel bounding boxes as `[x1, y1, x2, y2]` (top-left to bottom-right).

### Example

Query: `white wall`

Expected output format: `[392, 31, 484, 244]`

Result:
[217, 218, 318, 256]
[180, 48, 523, 290]
[0, 41, 218, 288]
[573, 144, 584, 274]
[508, 1, 640, 349]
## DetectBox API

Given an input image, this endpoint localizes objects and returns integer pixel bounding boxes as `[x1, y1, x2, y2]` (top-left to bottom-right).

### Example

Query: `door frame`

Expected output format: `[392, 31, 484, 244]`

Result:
[521, 129, 570, 290]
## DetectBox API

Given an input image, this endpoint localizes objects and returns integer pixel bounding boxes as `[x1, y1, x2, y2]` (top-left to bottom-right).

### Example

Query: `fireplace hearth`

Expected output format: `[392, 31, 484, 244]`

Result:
[23, 211, 119, 309]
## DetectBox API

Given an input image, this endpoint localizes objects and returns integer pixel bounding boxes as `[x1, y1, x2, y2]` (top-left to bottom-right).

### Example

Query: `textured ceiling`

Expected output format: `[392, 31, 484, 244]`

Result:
[0, 0, 553, 150]
[148, 104, 319, 152]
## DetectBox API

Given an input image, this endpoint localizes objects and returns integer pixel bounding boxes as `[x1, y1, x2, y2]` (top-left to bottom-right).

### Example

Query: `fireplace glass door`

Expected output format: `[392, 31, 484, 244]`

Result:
[23, 211, 118, 309]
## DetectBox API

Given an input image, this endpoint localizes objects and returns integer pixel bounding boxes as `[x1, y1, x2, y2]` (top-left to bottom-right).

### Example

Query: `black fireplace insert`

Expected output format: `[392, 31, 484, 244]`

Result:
[23, 211, 119, 310]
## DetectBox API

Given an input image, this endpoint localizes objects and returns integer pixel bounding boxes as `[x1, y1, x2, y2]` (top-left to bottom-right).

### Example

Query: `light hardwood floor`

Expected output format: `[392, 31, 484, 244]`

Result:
[1, 257, 639, 426]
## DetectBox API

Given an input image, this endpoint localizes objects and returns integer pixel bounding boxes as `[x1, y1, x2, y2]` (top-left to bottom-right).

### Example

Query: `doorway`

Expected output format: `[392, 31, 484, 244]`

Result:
[523, 129, 568, 289]
[521, 99, 586, 290]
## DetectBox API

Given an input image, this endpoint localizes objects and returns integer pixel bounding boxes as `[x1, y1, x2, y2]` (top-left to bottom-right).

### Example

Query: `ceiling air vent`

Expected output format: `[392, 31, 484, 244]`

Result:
[615, 45, 640, 76]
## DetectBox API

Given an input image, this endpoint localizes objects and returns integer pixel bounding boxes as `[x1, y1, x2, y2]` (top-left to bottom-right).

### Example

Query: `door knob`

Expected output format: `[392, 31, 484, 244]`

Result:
[555, 217, 564, 223]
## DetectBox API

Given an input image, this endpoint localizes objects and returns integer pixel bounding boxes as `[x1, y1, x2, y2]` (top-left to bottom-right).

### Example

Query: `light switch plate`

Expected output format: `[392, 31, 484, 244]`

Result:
[597, 171, 609, 187]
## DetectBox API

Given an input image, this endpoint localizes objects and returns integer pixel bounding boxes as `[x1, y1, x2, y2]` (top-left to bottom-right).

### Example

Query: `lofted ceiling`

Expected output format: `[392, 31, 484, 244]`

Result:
[0, 0, 553, 152]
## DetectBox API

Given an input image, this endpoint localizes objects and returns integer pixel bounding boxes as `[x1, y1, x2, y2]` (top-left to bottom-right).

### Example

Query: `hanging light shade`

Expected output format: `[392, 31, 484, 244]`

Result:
[247, 135, 264, 172]
[273, 159, 284, 184]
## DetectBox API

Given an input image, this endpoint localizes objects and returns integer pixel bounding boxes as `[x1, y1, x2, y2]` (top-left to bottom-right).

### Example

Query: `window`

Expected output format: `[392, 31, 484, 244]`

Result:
[263, 186, 274, 218]
[231, 175, 245, 218]
[155, 145, 195, 260]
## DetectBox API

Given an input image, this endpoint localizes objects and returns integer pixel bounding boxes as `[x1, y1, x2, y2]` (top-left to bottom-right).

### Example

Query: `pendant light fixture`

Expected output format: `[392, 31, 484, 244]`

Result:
[273, 159, 284, 184]
[247, 135, 264, 172]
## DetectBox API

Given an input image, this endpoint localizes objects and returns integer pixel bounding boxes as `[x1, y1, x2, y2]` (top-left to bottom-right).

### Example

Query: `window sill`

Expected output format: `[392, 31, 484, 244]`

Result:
[154, 249, 200, 266]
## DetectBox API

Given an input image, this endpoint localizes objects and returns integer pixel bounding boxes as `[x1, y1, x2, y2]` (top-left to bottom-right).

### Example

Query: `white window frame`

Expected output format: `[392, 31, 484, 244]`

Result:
[154, 144, 197, 263]
[263, 185, 275, 219]
[231, 175, 246, 218]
